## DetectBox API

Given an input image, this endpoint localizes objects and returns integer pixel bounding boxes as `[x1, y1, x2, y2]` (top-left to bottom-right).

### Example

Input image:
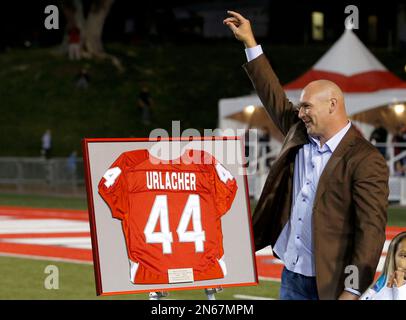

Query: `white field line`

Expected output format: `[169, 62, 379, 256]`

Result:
[0, 208, 86, 218]
[233, 294, 275, 300]
[3, 237, 92, 249]
[0, 219, 90, 234]
[258, 276, 281, 282]
[0, 252, 93, 265]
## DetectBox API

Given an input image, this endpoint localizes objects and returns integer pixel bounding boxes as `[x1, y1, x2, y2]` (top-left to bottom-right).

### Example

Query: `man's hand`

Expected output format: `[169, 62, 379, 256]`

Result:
[338, 291, 359, 300]
[223, 11, 257, 48]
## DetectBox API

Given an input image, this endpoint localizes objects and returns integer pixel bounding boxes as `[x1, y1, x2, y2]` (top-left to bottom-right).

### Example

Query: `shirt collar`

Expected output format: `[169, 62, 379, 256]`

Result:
[309, 121, 352, 153]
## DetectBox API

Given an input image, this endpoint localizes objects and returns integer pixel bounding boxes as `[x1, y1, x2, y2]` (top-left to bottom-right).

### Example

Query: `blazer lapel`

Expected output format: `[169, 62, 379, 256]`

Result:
[281, 122, 309, 154]
[313, 126, 358, 205]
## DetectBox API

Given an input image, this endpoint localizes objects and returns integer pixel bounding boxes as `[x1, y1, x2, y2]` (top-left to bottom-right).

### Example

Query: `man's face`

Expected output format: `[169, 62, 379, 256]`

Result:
[395, 238, 406, 273]
[298, 87, 331, 138]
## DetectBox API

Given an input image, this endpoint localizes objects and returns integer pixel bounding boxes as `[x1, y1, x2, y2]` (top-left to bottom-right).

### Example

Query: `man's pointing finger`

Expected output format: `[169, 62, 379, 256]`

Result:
[227, 10, 245, 21]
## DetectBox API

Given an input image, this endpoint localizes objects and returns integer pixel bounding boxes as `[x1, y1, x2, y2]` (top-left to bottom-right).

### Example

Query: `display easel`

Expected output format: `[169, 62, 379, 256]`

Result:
[204, 287, 223, 300]
[149, 287, 223, 300]
[149, 291, 169, 300]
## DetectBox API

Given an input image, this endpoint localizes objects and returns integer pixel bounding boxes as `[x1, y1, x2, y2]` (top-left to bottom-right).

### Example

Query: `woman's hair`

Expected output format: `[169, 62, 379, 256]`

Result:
[361, 231, 406, 296]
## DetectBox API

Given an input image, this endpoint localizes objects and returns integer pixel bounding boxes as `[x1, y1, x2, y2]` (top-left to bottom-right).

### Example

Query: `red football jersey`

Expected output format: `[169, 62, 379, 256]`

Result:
[98, 149, 238, 284]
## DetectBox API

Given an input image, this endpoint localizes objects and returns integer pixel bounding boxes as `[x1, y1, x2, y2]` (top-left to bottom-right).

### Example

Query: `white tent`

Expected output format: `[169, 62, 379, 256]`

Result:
[219, 29, 406, 137]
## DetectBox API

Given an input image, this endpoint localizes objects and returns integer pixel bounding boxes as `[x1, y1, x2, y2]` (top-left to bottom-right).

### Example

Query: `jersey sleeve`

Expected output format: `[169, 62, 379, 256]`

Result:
[213, 161, 238, 217]
[98, 153, 129, 220]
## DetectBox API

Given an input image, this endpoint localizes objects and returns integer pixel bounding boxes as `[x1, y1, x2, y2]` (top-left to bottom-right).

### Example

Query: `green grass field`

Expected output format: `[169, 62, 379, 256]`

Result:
[0, 256, 279, 300]
[0, 193, 405, 300]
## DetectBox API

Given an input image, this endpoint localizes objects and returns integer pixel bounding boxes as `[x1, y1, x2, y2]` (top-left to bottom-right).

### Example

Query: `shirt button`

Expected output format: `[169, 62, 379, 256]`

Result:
[298, 218, 302, 221]
[302, 198, 306, 202]
[306, 181, 310, 185]
[296, 236, 300, 239]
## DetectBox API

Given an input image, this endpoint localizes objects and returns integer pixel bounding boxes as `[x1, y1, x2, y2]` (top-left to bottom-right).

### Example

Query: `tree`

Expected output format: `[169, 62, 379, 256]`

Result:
[62, 0, 123, 71]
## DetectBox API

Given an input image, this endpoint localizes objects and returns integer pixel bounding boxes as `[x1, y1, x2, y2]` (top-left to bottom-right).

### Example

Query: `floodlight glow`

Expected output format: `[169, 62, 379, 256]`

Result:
[244, 105, 256, 115]
[394, 103, 405, 115]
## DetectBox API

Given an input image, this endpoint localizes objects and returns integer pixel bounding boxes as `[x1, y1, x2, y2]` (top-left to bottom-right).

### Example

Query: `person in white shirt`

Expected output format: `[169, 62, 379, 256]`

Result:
[41, 129, 52, 159]
[361, 232, 406, 300]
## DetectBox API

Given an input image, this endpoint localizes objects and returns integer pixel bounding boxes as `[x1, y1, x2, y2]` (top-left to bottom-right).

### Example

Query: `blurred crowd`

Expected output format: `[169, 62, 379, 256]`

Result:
[370, 123, 406, 176]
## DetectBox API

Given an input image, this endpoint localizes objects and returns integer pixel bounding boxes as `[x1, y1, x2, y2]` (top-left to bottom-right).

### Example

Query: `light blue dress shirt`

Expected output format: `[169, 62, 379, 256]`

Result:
[273, 123, 351, 276]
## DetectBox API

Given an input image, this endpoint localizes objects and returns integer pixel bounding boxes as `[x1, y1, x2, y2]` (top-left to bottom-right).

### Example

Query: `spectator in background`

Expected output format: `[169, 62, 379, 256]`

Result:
[392, 124, 406, 175]
[41, 129, 52, 159]
[137, 83, 153, 125]
[76, 67, 90, 89]
[370, 122, 388, 158]
[394, 161, 405, 176]
[393, 124, 406, 157]
[68, 25, 81, 61]
[124, 18, 135, 43]
[67, 150, 78, 179]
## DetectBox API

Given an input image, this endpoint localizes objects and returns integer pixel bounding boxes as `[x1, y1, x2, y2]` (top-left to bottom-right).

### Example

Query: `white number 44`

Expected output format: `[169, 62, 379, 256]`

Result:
[144, 194, 206, 254]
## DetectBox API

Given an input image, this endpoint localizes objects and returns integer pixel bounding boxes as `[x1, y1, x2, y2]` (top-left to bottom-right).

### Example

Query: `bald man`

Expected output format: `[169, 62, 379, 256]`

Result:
[224, 11, 389, 300]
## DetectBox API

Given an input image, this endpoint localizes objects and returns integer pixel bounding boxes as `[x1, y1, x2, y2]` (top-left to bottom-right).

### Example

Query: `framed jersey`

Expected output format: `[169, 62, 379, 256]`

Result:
[83, 136, 258, 295]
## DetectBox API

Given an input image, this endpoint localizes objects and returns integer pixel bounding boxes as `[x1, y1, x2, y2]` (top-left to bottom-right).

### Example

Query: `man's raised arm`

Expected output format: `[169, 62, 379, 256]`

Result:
[223, 11, 298, 136]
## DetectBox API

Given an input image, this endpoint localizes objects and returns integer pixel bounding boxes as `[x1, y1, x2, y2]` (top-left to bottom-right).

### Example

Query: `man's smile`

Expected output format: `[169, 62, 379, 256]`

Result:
[303, 120, 312, 127]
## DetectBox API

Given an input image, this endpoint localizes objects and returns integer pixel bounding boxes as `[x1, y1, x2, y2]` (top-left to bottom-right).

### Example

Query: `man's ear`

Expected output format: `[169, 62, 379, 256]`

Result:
[329, 98, 338, 114]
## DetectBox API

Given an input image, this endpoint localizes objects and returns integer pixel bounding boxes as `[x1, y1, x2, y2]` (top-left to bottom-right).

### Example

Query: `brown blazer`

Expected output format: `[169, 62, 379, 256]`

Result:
[244, 54, 389, 300]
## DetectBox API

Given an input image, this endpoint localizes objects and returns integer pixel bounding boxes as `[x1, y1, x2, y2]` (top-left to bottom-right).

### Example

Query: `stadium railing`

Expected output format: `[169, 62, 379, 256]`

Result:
[0, 157, 84, 196]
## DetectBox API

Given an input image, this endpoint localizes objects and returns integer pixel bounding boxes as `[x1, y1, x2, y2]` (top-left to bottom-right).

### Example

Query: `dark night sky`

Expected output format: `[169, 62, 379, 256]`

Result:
[0, 1, 185, 46]
[0, 0, 402, 48]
